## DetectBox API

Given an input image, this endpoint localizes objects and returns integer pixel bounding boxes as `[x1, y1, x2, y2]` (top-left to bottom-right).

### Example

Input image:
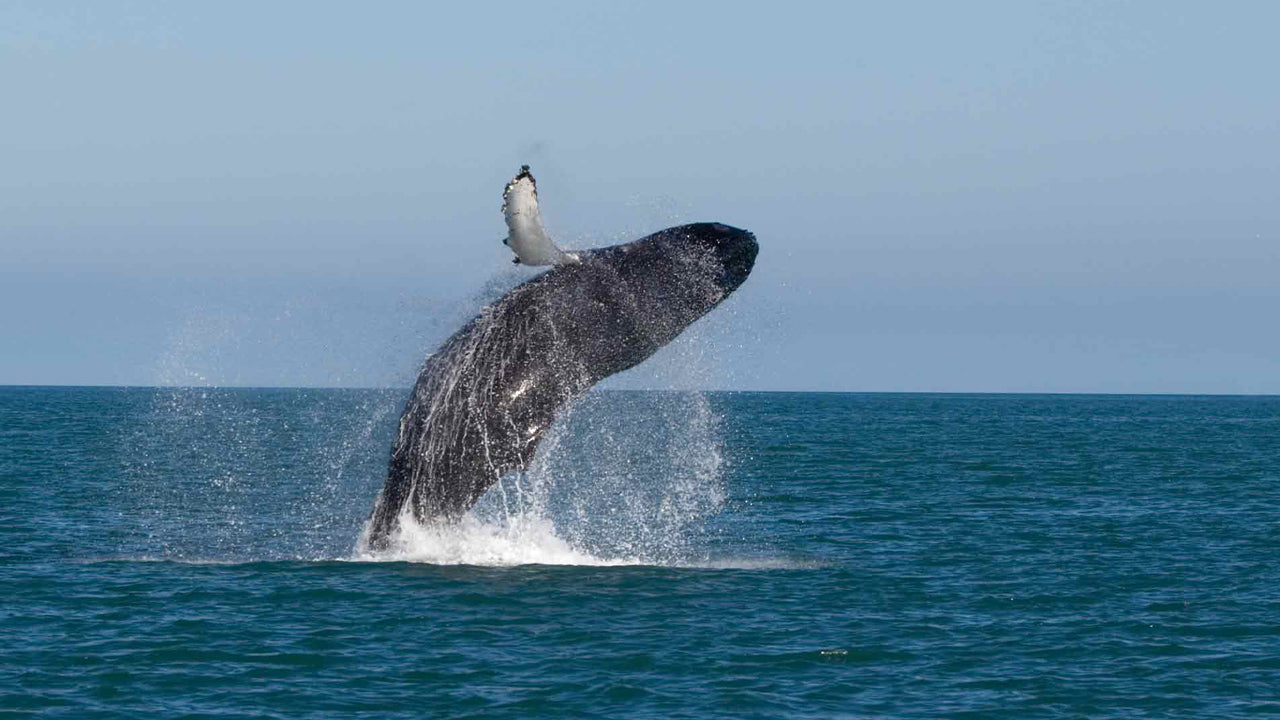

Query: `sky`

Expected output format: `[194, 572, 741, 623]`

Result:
[2, 1, 1277, 392]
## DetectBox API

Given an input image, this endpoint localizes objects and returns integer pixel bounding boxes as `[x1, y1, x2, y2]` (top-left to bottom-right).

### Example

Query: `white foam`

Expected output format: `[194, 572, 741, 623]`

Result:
[346, 507, 818, 570]
[352, 511, 639, 567]
[81, 541, 812, 570]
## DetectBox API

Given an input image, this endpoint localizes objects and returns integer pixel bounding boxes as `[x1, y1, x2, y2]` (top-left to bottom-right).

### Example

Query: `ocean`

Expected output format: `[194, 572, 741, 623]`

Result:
[1, 387, 1277, 718]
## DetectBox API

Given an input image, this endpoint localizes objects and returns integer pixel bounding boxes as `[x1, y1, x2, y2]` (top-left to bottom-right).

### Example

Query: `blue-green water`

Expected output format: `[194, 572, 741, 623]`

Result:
[2, 387, 1278, 718]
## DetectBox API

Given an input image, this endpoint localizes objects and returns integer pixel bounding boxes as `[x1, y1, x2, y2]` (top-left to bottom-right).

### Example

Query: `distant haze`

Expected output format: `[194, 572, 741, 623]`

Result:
[3, 2, 1277, 392]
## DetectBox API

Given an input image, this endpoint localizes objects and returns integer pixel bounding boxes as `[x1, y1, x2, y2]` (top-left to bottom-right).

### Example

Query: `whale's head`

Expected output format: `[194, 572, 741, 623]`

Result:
[592, 221, 756, 314]
[687, 222, 759, 296]
[596, 221, 757, 297]
[538, 222, 756, 376]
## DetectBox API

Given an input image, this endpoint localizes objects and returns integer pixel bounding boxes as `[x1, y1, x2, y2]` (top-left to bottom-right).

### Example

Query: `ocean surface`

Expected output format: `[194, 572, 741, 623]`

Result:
[1, 387, 1277, 718]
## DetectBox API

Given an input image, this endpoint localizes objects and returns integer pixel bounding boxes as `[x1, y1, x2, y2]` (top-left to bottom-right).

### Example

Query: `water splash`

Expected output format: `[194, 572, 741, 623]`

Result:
[118, 382, 736, 567]
[360, 389, 727, 566]
[120, 387, 399, 562]
[120, 230, 753, 566]
[352, 513, 614, 566]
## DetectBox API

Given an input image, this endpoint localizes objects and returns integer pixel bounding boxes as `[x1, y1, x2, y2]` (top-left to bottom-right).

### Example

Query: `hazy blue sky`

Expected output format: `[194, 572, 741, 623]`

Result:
[3, 1, 1277, 392]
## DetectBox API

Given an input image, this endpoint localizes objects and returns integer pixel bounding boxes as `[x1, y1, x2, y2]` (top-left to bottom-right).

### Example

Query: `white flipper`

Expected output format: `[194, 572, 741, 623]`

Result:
[501, 165, 579, 266]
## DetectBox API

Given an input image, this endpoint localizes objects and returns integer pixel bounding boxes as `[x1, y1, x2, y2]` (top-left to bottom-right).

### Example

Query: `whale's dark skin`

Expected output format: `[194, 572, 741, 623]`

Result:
[365, 223, 757, 549]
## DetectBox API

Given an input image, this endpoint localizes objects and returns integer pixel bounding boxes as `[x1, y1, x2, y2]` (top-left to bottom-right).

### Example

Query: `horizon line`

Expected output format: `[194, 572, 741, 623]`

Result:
[1, 383, 1277, 398]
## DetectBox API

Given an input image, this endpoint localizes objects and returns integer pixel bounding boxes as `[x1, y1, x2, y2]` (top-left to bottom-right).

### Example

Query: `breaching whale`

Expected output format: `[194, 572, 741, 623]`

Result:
[364, 184, 756, 551]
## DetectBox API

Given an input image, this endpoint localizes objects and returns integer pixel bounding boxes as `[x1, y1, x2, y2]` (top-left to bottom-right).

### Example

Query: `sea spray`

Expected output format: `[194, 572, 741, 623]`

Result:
[120, 387, 399, 562]
[363, 389, 727, 566]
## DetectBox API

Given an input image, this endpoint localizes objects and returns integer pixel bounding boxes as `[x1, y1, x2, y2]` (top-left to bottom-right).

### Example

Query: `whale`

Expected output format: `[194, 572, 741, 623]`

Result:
[364, 222, 758, 549]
